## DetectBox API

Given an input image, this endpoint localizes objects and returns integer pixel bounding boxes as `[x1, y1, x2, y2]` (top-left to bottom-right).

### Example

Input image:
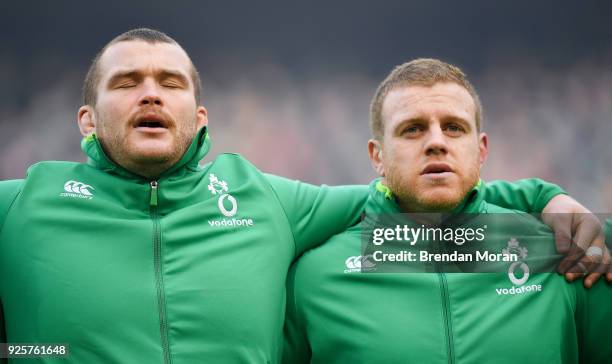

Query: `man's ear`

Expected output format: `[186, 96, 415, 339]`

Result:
[368, 139, 385, 177]
[77, 105, 96, 137]
[478, 132, 488, 166]
[196, 106, 208, 129]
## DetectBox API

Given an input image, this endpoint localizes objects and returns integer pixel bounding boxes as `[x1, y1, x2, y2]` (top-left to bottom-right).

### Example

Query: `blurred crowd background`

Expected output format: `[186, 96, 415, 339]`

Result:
[1, 1, 610, 211]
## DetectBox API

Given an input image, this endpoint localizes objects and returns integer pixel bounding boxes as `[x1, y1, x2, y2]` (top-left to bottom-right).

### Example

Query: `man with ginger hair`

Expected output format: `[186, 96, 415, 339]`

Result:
[283, 58, 611, 363]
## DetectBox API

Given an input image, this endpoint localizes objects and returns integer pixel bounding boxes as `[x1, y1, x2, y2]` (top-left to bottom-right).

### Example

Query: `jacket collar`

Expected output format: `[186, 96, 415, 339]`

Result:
[81, 126, 211, 181]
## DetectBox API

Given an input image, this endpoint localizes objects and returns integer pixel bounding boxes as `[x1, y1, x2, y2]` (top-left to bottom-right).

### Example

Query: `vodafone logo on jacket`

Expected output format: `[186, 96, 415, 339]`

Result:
[496, 238, 543, 295]
[206, 174, 255, 228]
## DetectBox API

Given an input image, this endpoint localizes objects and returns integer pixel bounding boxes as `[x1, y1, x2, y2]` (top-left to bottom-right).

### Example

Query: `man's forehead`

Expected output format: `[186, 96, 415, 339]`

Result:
[382, 82, 476, 124]
[98, 40, 192, 79]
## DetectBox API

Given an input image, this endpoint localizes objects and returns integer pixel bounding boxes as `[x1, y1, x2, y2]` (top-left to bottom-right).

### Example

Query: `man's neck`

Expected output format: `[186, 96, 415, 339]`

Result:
[121, 160, 175, 180]
[397, 199, 459, 214]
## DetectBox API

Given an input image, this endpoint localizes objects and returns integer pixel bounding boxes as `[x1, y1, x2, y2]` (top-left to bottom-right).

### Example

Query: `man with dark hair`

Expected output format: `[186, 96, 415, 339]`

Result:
[78, 28, 206, 178]
[83, 28, 203, 106]
[0, 31, 605, 363]
[283, 58, 611, 363]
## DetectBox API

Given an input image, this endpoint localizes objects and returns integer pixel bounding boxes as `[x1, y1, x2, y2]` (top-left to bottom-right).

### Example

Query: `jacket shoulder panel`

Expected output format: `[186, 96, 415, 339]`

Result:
[0, 179, 24, 233]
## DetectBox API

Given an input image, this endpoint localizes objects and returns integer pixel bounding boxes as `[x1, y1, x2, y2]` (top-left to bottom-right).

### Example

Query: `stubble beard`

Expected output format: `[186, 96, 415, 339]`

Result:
[95, 112, 198, 178]
[386, 161, 480, 213]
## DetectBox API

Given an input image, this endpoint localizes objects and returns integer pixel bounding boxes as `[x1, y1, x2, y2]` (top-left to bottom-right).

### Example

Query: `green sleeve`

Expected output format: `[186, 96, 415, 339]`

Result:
[0, 179, 23, 234]
[265, 174, 368, 257]
[283, 264, 311, 364]
[0, 301, 5, 362]
[577, 219, 612, 364]
[0, 179, 22, 354]
[577, 281, 612, 363]
[482, 178, 566, 213]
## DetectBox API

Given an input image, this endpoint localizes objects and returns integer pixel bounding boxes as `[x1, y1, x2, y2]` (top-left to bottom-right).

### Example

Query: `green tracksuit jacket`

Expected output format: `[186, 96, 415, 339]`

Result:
[283, 179, 611, 364]
[0, 127, 566, 363]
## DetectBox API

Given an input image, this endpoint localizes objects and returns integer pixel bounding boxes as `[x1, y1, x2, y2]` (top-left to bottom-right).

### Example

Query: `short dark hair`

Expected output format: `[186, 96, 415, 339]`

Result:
[370, 58, 483, 140]
[82, 28, 202, 106]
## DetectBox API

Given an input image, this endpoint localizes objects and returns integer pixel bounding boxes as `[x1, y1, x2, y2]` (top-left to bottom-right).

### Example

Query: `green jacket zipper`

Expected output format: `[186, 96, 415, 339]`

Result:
[434, 237, 455, 364]
[150, 181, 171, 364]
[438, 273, 455, 364]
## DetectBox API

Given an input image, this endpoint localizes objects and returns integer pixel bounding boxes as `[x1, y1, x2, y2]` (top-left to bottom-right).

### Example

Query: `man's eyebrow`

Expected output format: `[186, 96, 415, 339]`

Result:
[106, 69, 189, 85]
[393, 117, 426, 130]
[441, 116, 472, 129]
[158, 70, 190, 84]
[106, 70, 141, 85]
[159, 70, 188, 79]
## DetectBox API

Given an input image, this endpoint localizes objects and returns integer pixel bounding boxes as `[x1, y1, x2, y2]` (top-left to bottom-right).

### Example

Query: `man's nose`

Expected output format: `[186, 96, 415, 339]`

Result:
[424, 126, 448, 156]
[138, 79, 163, 107]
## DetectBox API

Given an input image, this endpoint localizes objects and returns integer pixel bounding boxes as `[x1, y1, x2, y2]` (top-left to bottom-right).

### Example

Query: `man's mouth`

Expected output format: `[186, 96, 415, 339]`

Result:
[421, 163, 453, 175]
[133, 114, 171, 132]
[137, 120, 166, 128]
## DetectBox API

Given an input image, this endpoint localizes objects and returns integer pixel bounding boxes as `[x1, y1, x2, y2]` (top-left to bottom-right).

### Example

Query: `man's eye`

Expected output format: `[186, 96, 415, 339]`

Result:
[446, 124, 464, 134]
[402, 126, 422, 135]
[161, 81, 182, 89]
[117, 83, 136, 89]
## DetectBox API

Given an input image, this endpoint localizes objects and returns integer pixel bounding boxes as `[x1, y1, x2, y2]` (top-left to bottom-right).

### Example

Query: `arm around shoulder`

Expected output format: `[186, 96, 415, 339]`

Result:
[483, 178, 565, 213]
[264, 174, 367, 257]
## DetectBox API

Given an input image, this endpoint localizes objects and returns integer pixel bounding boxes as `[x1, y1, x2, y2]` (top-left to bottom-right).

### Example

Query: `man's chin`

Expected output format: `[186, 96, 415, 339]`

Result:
[128, 144, 176, 164]
[415, 190, 464, 212]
